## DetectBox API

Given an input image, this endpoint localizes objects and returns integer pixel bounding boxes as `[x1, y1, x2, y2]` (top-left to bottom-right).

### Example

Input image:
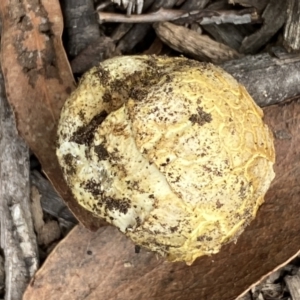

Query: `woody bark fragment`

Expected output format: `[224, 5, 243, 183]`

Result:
[0, 65, 38, 300]
[154, 21, 240, 63]
[240, 0, 287, 53]
[60, 0, 100, 57]
[222, 51, 300, 106]
[283, 0, 300, 51]
[228, 0, 269, 12]
[180, 0, 210, 10]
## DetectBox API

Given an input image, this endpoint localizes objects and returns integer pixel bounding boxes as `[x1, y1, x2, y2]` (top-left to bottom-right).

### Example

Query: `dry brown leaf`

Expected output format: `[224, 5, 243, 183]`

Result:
[23, 99, 300, 299]
[0, 0, 106, 230]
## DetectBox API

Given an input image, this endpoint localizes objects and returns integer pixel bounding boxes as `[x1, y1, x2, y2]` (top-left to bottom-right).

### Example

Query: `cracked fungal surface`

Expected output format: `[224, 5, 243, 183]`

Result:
[56, 55, 275, 265]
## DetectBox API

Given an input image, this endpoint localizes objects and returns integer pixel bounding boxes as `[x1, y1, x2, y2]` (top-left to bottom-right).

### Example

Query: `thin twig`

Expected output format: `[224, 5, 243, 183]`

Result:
[98, 8, 185, 23]
[97, 7, 261, 25]
[176, 8, 260, 25]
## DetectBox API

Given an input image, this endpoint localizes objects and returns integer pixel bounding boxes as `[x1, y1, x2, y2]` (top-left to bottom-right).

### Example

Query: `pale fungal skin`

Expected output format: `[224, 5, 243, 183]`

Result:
[57, 55, 275, 265]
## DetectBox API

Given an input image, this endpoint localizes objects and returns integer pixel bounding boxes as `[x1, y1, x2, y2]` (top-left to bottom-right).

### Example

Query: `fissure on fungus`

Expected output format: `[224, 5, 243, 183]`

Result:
[57, 55, 275, 265]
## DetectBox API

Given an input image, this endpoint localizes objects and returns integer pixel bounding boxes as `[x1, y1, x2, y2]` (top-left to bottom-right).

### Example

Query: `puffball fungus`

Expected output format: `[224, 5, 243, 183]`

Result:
[57, 55, 275, 265]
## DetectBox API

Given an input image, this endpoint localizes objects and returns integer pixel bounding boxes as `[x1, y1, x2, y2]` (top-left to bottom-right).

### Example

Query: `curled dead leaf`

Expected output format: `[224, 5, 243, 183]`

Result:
[23, 100, 300, 299]
[0, 0, 106, 230]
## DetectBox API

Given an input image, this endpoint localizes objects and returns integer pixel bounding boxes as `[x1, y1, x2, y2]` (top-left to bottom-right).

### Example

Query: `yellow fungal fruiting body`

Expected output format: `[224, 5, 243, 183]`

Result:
[56, 55, 275, 265]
